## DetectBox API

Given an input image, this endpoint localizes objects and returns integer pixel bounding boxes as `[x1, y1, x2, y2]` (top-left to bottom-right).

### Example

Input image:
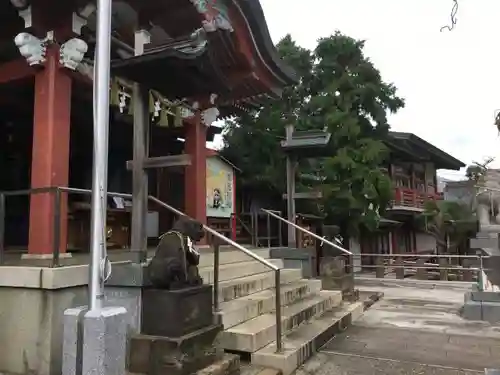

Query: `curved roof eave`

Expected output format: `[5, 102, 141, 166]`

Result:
[387, 132, 466, 171]
[231, 0, 298, 87]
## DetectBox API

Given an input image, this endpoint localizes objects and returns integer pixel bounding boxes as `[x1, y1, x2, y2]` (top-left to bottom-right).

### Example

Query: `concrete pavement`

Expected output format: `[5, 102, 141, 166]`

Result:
[293, 278, 500, 374]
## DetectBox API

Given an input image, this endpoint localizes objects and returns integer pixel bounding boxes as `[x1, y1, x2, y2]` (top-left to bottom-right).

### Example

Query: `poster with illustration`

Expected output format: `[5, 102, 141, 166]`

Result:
[206, 156, 234, 218]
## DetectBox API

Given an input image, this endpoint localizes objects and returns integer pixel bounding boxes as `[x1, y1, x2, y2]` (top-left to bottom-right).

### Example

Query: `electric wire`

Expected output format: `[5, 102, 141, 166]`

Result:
[440, 0, 459, 32]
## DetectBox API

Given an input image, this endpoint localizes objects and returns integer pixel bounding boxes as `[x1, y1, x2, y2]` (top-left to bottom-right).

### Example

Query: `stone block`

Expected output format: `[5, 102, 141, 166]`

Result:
[416, 258, 427, 280]
[270, 247, 315, 278]
[461, 299, 483, 321]
[82, 307, 128, 375]
[319, 257, 346, 278]
[462, 297, 500, 323]
[142, 285, 213, 337]
[62, 306, 88, 375]
[321, 273, 354, 297]
[481, 302, 500, 323]
[471, 291, 500, 303]
[129, 324, 223, 375]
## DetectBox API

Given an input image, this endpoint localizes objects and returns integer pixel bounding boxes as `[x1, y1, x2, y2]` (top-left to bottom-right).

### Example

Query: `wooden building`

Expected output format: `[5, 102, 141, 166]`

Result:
[356, 131, 465, 269]
[0, 0, 295, 257]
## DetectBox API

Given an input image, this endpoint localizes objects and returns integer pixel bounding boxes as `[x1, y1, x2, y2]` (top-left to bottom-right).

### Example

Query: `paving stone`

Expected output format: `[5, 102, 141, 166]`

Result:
[295, 352, 482, 375]
[322, 325, 500, 371]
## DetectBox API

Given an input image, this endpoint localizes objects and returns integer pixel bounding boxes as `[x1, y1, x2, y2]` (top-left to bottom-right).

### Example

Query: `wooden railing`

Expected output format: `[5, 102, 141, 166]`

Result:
[391, 188, 439, 209]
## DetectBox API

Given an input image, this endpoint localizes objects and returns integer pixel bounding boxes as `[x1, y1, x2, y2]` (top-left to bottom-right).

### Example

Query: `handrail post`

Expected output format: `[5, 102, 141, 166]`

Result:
[275, 268, 283, 353]
[251, 214, 255, 246]
[52, 188, 62, 268]
[278, 212, 283, 247]
[266, 213, 271, 248]
[255, 211, 259, 247]
[213, 241, 220, 312]
[229, 214, 234, 241]
[0, 193, 5, 265]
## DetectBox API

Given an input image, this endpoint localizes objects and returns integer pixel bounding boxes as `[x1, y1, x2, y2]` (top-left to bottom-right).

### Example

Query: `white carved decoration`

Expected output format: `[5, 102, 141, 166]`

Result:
[14, 32, 46, 66]
[59, 38, 88, 70]
[201, 107, 220, 127]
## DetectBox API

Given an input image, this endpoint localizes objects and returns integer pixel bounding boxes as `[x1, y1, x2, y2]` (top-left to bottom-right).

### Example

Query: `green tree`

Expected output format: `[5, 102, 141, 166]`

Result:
[222, 32, 405, 234]
[420, 200, 476, 255]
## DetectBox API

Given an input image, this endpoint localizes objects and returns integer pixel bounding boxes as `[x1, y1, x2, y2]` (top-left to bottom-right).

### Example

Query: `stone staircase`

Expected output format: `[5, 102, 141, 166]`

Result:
[198, 245, 364, 375]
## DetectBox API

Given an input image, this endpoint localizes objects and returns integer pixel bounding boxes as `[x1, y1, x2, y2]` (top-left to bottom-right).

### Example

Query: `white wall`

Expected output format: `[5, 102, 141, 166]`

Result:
[415, 232, 436, 253]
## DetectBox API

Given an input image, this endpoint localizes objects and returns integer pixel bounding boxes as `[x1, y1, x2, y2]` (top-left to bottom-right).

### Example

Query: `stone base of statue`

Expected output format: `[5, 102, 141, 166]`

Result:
[141, 285, 214, 337]
[129, 284, 240, 375]
[320, 256, 359, 301]
[461, 283, 500, 323]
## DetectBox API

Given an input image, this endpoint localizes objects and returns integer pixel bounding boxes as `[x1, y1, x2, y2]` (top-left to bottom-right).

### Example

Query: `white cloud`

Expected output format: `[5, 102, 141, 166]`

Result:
[212, 0, 500, 177]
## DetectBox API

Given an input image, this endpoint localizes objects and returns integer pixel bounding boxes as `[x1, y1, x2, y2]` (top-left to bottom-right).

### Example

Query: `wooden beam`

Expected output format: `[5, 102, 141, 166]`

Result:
[126, 154, 191, 170]
[283, 191, 323, 199]
[0, 58, 36, 85]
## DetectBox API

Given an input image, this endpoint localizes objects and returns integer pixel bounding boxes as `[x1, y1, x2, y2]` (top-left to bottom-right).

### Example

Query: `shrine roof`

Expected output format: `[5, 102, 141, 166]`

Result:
[385, 132, 465, 171]
[106, 0, 296, 114]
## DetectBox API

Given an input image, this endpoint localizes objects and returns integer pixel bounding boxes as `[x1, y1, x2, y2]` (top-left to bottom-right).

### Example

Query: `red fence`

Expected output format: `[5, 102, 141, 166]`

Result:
[392, 188, 439, 209]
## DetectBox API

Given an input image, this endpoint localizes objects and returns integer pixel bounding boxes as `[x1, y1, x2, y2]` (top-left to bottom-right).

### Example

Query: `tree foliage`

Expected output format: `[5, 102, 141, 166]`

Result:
[419, 200, 476, 254]
[222, 32, 405, 234]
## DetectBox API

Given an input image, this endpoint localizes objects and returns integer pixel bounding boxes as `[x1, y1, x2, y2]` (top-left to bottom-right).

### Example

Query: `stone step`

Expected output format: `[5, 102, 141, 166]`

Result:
[216, 269, 303, 303]
[195, 354, 241, 375]
[198, 248, 271, 268]
[200, 259, 284, 284]
[221, 290, 342, 352]
[127, 354, 240, 375]
[251, 301, 364, 375]
[220, 279, 322, 328]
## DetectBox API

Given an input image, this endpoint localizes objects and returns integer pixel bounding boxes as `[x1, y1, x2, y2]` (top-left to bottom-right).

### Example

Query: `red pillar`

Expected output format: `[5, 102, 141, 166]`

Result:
[28, 47, 72, 255]
[184, 113, 207, 226]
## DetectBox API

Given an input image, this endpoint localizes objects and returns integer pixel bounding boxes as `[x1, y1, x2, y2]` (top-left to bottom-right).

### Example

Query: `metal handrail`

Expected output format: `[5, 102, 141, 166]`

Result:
[231, 213, 261, 247]
[0, 186, 284, 353]
[261, 208, 353, 256]
[148, 197, 277, 270]
[351, 252, 489, 289]
[356, 253, 489, 259]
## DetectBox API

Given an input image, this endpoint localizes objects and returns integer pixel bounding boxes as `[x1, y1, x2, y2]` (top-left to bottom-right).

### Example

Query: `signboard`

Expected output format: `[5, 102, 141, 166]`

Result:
[206, 156, 234, 218]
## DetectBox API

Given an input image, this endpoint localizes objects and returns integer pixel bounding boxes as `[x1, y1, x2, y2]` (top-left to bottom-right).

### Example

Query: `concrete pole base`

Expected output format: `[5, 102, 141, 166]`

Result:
[63, 306, 128, 375]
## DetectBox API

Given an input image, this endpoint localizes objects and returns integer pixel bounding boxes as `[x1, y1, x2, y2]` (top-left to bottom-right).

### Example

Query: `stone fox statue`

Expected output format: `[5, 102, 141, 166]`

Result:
[147, 216, 205, 289]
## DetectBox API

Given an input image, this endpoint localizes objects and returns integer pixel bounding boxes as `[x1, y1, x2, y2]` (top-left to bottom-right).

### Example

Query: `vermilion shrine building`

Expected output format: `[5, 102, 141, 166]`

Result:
[0, 0, 294, 258]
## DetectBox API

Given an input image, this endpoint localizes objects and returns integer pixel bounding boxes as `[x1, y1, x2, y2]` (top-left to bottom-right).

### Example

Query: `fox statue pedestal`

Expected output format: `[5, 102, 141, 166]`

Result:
[129, 284, 240, 375]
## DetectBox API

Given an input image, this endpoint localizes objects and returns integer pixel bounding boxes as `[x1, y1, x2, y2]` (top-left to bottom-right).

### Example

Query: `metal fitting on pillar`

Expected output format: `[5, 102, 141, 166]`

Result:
[134, 30, 151, 56]
[11, 0, 32, 28]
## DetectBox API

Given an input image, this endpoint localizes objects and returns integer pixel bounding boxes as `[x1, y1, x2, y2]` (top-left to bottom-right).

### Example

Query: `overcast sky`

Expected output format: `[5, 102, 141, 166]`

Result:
[213, 0, 500, 180]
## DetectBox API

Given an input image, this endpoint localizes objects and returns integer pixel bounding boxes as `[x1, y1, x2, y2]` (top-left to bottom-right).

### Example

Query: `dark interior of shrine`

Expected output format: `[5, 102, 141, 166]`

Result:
[0, 78, 187, 249]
